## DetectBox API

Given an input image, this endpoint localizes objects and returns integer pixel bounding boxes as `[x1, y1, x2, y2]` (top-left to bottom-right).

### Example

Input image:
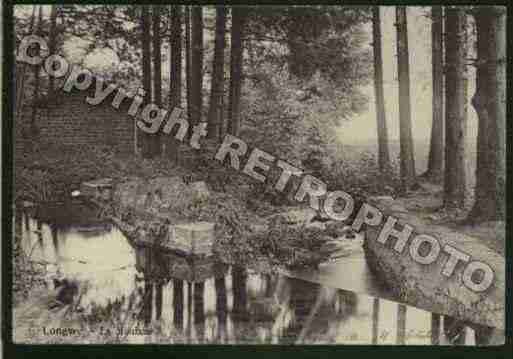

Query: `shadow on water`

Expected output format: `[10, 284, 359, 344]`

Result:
[14, 204, 482, 345]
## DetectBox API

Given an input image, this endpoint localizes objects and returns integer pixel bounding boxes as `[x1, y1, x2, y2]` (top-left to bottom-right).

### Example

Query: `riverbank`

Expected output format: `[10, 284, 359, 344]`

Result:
[13, 216, 48, 306]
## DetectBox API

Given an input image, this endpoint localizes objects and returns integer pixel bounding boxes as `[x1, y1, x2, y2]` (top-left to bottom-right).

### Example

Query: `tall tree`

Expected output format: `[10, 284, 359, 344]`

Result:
[140, 6, 153, 158]
[15, 5, 37, 122]
[185, 6, 192, 123]
[167, 5, 183, 160]
[372, 6, 390, 173]
[424, 6, 444, 181]
[443, 7, 468, 208]
[207, 6, 227, 140]
[227, 6, 245, 137]
[190, 6, 204, 126]
[150, 5, 162, 157]
[395, 6, 416, 191]
[30, 5, 44, 137]
[468, 6, 506, 221]
[48, 5, 58, 98]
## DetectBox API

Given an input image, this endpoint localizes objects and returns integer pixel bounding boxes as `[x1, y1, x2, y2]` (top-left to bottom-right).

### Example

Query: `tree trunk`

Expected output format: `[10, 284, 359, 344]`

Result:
[207, 6, 227, 140]
[443, 8, 468, 208]
[167, 5, 182, 161]
[372, 6, 391, 173]
[219, 81, 226, 139]
[31, 5, 43, 138]
[485, 6, 506, 219]
[190, 6, 204, 126]
[48, 5, 58, 98]
[15, 5, 37, 125]
[227, 6, 245, 137]
[468, 6, 506, 221]
[469, 8, 491, 220]
[396, 6, 416, 191]
[150, 5, 162, 157]
[140, 6, 153, 158]
[185, 6, 192, 123]
[424, 6, 444, 181]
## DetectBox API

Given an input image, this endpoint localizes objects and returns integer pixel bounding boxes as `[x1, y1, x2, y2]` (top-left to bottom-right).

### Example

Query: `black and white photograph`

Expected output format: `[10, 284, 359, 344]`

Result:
[4, 4, 507, 348]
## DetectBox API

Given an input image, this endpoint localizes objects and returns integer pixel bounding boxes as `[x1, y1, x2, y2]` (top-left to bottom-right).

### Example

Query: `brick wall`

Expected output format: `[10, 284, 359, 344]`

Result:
[15, 82, 135, 155]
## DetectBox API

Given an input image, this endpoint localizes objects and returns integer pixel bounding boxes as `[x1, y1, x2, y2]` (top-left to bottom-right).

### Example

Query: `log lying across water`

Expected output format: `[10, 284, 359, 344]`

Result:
[363, 195, 505, 342]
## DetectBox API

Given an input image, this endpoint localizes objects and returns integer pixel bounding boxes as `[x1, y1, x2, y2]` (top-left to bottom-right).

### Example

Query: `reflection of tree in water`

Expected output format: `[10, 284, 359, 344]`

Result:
[280, 278, 320, 344]
[231, 266, 261, 343]
[186, 282, 192, 341]
[141, 281, 153, 324]
[193, 281, 205, 342]
[335, 289, 358, 318]
[23, 208, 31, 232]
[372, 298, 380, 344]
[214, 276, 227, 342]
[15, 205, 23, 240]
[137, 246, 170, 325]
[232, 266, 248, 322]
[282, 281, 360, 344]
[50, 224, 59, 258]
[173, 279, 184, 330]
[75, 273, 146, 338]
[442, 315, 466, 345]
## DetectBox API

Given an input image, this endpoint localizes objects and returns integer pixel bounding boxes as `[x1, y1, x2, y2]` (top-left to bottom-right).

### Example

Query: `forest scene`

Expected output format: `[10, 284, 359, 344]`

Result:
[9, 5, 506, 346]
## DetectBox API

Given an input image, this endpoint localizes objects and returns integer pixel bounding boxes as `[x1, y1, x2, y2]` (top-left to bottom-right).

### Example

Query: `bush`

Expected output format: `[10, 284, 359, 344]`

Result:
[14, 144, 188, 204]
[321, 151, 401, 198]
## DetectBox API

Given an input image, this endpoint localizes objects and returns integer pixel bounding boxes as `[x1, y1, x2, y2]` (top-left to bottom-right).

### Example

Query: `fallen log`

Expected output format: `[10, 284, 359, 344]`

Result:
[363, 196, 504, 337]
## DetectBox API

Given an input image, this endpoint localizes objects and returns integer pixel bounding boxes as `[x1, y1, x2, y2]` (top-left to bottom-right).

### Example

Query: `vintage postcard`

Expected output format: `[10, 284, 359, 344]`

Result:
[4, 4, 506, 348]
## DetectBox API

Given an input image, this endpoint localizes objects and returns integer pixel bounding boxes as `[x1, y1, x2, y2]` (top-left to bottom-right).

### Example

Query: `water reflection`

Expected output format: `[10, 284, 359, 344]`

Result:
[372, 298, 379, 344]
[15, 206, 481, 345]
[431, 313, 441, 345]
[397, 304, 407, 345]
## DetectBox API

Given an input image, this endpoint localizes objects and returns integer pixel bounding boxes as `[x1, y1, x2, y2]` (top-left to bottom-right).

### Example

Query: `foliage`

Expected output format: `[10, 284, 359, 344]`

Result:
[240, 54, 371, 193]
[14, 144, 189, 204]
[321, 150, 401, 198]
[13, 236, 48, 305]
[15, 5, 373, 167]
[245, 6, 371, 81]
[248, 215, 332, 269]
[14, 4, 401, 275]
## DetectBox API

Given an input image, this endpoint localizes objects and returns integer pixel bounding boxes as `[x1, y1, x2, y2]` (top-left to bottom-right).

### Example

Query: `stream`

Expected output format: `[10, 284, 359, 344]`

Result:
[13, 203, 477, 345]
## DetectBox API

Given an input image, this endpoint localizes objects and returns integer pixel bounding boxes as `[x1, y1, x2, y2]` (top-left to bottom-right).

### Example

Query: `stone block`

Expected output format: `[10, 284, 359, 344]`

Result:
[80, 178, 113, 201]
[189, 181, 210, 201]
[268, 208, 317, 225]
[113, 177, 189, 214]
[171, 222, 215, 256]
